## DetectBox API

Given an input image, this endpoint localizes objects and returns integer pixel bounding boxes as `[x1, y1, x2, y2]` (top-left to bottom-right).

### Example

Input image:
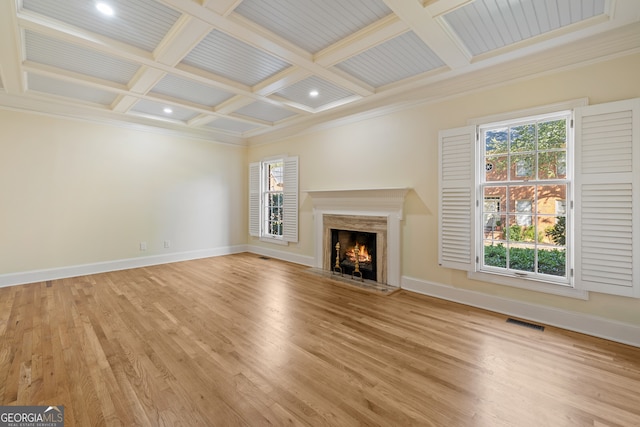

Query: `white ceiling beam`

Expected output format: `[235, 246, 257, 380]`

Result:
[202, 0, 243, 17]
[17, 12, 279, 108]
[425, 0, 474, 17]
[252, 67, 311, 97]
[112, 15, 213, 112]
[153, 15, 213, 66]
[111, 95, 140, 113]
[212, 95, 254, 115]
[0, 1, 26, 94]
[18, 11, 153, 61]
[23, 61, 129, 92]
[314, 15, 410, 67]
[187, 113, 216, 127]
[382, 0, 470, 69]
[159, 0, 375, 96]
[127, 67, 166, 93]
[111, 66, 166, 112]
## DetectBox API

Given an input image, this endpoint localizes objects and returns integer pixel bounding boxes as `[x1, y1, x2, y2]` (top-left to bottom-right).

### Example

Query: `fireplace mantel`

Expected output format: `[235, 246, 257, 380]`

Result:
[306, 188, 409, 287]
[306, 188, 409, 216]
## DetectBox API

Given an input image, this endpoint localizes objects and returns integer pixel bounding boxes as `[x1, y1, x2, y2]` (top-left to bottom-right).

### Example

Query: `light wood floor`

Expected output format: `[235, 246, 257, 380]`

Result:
[1, 253, 639, 426]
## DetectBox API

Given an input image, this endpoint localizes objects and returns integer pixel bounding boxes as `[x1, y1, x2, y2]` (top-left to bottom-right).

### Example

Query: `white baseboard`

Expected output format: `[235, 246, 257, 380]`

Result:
[246, 244, 315, 267]
[402, 276, 640, 348]
[0, 245, 248, 288]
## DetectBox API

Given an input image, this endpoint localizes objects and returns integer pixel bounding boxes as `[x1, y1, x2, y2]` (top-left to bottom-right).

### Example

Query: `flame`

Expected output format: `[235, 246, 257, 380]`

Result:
[345, 244, 372, 263]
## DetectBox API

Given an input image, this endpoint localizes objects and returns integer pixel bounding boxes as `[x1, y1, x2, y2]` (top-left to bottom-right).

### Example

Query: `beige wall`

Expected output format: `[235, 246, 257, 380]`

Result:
[0, 111, 247, 274]
[248, 53, 640, 326]
[2, 54, 638, 326]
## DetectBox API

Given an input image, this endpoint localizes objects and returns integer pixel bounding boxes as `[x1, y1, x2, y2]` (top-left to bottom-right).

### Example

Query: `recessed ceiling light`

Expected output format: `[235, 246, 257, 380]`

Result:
[96, 2, 114, 16]
[163, 107, 173, 114]
[309, 90, 319, 97]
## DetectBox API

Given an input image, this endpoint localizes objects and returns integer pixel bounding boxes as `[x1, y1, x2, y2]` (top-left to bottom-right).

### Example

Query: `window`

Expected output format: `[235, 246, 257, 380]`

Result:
[515, 200, 532, 226]
[438, 98, 640, 298]
[249, 156, 298, 244]
[481, 113, 570, 283]
[264, 160, 284, 237]
[515, 159, 532, 177]
[483, 197, 500, 229]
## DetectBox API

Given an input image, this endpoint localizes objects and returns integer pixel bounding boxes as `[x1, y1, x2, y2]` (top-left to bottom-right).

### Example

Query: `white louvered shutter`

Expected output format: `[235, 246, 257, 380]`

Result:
[249, 162, 260, 237]
[282, 156, 299, 243]
[574, 98, 640, 297]
[438, 126, 477, 271]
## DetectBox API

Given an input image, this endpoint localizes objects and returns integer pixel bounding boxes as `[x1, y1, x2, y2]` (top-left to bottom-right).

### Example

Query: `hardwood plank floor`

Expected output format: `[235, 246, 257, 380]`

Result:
[1, 253, 639, 426]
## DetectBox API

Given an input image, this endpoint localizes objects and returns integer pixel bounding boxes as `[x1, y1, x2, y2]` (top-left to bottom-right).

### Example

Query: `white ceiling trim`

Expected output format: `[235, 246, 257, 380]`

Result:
[1, 0, 639, 143]
[383, 0, 470, 68]
[0, 91, 247, 145]
[246, 21, 640, 145]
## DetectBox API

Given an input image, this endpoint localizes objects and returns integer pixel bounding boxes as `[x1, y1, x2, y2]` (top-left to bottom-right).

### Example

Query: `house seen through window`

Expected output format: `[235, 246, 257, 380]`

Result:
[481, 113, 570, 282]
[264, 160, 284, 237]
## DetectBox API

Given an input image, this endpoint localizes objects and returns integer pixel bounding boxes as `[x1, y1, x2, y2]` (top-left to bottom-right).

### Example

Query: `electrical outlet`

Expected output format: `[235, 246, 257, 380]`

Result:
[140, 242, 147, 251]
[164, 240, 171, 248]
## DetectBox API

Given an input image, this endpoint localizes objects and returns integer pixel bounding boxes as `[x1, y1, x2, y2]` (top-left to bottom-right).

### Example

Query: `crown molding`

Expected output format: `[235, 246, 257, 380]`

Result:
[0, 92, 248, 146]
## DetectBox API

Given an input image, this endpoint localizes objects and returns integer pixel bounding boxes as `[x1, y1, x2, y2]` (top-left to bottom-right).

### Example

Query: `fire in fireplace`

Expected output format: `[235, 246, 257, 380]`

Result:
[331, 229, 377, 281]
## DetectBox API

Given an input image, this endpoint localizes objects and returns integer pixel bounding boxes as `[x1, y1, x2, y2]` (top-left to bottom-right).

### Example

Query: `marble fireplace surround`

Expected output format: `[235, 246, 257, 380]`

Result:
[306, 188, 409, 287]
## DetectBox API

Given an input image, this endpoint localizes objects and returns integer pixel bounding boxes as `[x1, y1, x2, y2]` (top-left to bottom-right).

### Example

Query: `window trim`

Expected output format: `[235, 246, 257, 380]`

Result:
[249, 156, 299, 245]
[478, 110, 572, 287]
[468, 270, 588, 299]
[467, 98, 588, 127]
[262, 159, 285, 240]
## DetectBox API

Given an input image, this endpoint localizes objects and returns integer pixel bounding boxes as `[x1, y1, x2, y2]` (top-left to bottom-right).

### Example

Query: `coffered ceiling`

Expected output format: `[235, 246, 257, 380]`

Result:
[0, 0, 639, 145]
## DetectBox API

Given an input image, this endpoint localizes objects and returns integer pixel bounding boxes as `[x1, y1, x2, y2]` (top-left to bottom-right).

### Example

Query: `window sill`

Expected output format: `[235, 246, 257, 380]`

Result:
[259, 236, 289, 246]
[468, 271, 589, 300]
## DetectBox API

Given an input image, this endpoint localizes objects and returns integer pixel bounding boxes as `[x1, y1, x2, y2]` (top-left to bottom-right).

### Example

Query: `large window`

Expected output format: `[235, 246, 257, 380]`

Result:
[480, 113, 570, 283]
[249, 156, 298, 244]
[438, 98, 640, 298]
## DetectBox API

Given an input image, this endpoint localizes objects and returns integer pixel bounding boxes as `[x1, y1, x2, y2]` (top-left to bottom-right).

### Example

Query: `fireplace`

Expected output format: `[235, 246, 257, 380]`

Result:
[306, 188, 408, 287]
[323, 214, 387, 283]
[331, 228, 378, 281]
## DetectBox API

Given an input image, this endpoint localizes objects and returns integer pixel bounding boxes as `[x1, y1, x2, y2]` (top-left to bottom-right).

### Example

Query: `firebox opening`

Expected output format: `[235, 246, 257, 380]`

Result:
[330, 229, 377, 281]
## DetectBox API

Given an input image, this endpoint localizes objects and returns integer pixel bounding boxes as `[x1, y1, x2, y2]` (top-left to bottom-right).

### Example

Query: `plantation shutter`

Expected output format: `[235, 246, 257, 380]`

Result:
[438, 126, 477, 271]
[249, 162, 260, 237]
[574, 98, 640, 297]
[282, 156, 299, 243]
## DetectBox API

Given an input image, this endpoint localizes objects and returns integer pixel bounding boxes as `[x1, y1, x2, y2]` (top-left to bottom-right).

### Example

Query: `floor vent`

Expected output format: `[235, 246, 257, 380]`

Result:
[506, 318, 545, 331]
[259, 256, 271, 260]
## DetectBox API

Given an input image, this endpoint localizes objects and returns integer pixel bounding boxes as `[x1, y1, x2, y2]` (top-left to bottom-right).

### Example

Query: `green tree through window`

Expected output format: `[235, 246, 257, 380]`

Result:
[481, 114, 569, 280]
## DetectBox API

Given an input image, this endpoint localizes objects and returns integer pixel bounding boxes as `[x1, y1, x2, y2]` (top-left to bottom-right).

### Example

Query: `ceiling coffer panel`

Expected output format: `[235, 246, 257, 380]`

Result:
[150, 75, 235, 107]
[130, 99, 199, 122]
[181, 30, 291, 87]
[442, 0, 607, 56]
[27, 73, 118, 106]
[206, 118, 263, 134]
[274, 76, 356, 110]
[25, 31, 140, 85]
[234, 101, 298, 123]
[22, 0, 182, 52]
[233, 0, 392, 53]
[335, 31, 446, 88]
